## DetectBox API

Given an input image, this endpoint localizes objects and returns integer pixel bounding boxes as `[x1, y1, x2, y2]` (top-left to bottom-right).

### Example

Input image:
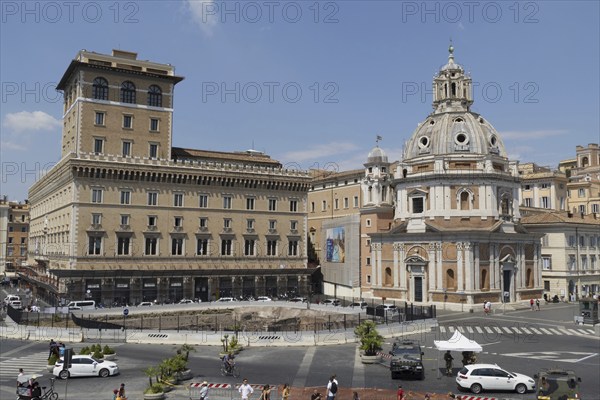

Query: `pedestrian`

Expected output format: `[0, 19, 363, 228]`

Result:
[113, 389, 119, 400]
[199, 381, 209, 400]
[530, 298, 535, 310]
[310, 389, 322, 400]
[444, 350, 454, 376]
[536, 298, 540, 311]
[326, 375, 338, 400]
[484, 301, 492, 315]
[353, 392, 360, 400]
[239, 378, 254, 400]
[281, 383, 290, 400]
[424, 394, 431, 400]
[118, 383, 127, 400]
[259, 384, 271, 400]
[48, 339, 57, 358]
[17, 368, 24, 389]
[397, 385, 405, 400]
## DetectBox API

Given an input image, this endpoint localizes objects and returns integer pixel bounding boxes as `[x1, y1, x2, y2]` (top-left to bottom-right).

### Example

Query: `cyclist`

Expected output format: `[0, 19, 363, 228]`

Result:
[222, 352, 235, 373]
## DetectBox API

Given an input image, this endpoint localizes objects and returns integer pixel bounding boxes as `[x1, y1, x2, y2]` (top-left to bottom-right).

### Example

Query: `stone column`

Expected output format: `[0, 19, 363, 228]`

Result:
[376, 243, 383, 287]
[533, 243, 540, 288]
[473, 243, 480, 291]
[428, 243, 436, 291]
[464, 242, 472, 291]
[489, 243, 497, 290]
[398, 244, 406, 289]
[436, 242, 443, 290]
[392, 243, 399, 288]
[457, 242, 464, 291]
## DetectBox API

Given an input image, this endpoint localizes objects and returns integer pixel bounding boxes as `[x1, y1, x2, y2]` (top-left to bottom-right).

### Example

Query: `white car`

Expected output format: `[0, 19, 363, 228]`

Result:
[217, 297, 236, 302]
[3, 295, 20, 305]
[322, 299, 341, 306]
[178, 299, 195, 304]
[376, 304, 398, 313]
[9, 300, 23, 310]
[289, 297, 307, 303]
[256, 296, 272, 302]
[53, 355, 119, 379]
[456, 363, 536, 394]
[138, 301, 153, 307]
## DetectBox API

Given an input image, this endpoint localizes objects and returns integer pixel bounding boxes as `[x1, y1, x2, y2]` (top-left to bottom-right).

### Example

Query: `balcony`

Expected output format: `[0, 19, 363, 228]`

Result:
[118, 224, 131, 231]
[172, 226, 184, 233]
[87, 223, 104, 232]
[146, 225, 158, 232]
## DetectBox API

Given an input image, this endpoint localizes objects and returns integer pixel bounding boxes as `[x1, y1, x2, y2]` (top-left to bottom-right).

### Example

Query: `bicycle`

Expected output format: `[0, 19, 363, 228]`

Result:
[220, 363, 240, 378]
[16, 377, 59, 400]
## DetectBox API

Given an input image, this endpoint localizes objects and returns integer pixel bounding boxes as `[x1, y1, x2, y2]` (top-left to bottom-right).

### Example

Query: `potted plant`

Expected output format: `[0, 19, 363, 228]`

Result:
[47, 353, 59, 372]
[143, 366, 165, 400]
[354, 320, 383, 364]
[158, 358, 178, 388]
[220, 334, 243, 357]
[103, 345, 116, 361]
[175, 345, 194, 381]
[91, 344, 104, 360]
[79, 346, 91, 355]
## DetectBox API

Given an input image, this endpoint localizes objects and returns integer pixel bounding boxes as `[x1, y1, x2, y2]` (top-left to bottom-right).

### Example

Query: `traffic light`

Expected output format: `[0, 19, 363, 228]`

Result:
[62, 348, 73, 371]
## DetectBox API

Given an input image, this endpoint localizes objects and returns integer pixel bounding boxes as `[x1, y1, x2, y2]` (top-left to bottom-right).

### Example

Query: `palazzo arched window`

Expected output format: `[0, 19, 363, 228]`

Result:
[92, 77, 108, 100]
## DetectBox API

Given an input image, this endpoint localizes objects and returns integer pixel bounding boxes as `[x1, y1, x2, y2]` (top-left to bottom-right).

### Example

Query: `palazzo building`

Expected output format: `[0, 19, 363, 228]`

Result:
[25, 49, 312, 305]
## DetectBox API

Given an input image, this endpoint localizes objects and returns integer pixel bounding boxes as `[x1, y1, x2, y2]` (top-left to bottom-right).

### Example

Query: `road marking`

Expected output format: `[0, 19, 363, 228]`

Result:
[292, 346, 316, 389]
[0, 351, 48, 377]
[548, 328, 562, 335]
[439, 326, 446, 333]
[466, 326, 473, 333]
[574, 353, 598, 362]
[502, 327, 513, 333]
[521, 327, 532, 334]
[457, 327, 465, 333]
[484, 327, 493, 334]
[558, 329, 572, 335]
[494, 327, 503, 333]
[538, 328, 552, 334]
[475, 326, 483, 334]
[584, 329, 595, 334]
[449, 326, 455, 332]
[351, 342, 365, 388]
[529, 327, 541, 334]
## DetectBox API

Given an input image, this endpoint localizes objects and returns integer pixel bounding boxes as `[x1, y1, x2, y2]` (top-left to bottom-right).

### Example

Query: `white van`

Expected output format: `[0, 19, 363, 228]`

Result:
[3, 294, 20, 305]
[9, 300, 23, 310]
[67, 300, 96, 311]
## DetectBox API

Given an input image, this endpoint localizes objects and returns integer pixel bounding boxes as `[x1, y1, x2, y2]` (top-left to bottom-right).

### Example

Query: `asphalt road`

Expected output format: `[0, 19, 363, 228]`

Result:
[1, 300, 598, 400]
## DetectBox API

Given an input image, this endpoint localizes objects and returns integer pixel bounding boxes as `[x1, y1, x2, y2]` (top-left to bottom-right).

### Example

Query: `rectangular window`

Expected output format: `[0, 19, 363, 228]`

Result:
[223, 219, 231, 229]
[541, 234, 549, 247]
[592, 204, 599, 213]
[568, 235, 576, 247]
[171, 238, 183, 255]
[91, 189, 103, 203]
[412, 197, 424, 213]
[334, 198, 339, 210]
[21, 226, 27, 233]
[524, 198, 532, 207]
[174, 193, 184, 207]
[20, 247, 26, 256]
[8, 237, 13, 244]
[354, 196, 360, 207]
[117, 236, 130, 255]
[269, 198, 277, 211]
[7, 247, 13, 256]
[524, 184, 531, 190]
[541, 197, 549, 208]
[541, 256, 552, 270]
[120, 190, 131, 205]
[244, 239, 255, 256]
[123, 115, 133, 129]
[174, 216, 182, 227]
[120, 215, 130, 225]
[540, 183, 549, 189]
[20, 237, 26, 244]
[122, 141, 131, 157]
[150, 118, 159, 132]
[148, 192, 158, 206]
[366, 257, 371, 265]
[149, 143, 158, 159]
[94, 138, 104, 154]
[91, 213, 101, 225]
[148, 216, 157, 227]
[145, 237, 158, 255]
[88, 236, 102, 255]
[267, 240, 277, 256]
[246, 197, 255, 210]
[578, 188, 585, 197]
[344, 197, 349, 208]
[199, 194, 208, 208]
[591, 255, 597, 269]
[581, 256, 588, 270]
[579, 205, 586, 214]
[321, 200, 327, 211]
[568, 255, 576, 270]
[95, 112, 105, 126]
[579, 235, 585, 246]
[544, 280, 550, 291]
[221, 239, 232, 256]
[223, 196, 232, 209]
[269, 220, 276, 230]
[290, 200, 298, 212]
[197, 238, 208, 255]
[247, 219, 254, 230]
[290, 220, 298, 231]
[590, 236, 597, 247]
[199, 217, 208, 228]
[288, 240, 298, 256]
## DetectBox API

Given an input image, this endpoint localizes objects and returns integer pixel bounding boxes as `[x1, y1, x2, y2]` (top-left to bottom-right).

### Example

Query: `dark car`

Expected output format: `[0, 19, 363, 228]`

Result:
[389, 340, 425, 380]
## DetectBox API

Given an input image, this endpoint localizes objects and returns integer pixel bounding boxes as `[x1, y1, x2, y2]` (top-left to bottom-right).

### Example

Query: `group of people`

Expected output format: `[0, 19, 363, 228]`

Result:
[16, 368, 42, 399]
[48, 339, 65, 358]
[112, 383, 127, 400]
[530, 298, 541, 311]
[483, 301, 492, 315]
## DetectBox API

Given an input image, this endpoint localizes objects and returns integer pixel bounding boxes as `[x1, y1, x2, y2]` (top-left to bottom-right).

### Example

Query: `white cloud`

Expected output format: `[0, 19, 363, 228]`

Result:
[2, 111, 61, 133]
[281, 142, 359, 163]
[186, 0, 218, 37]
[0, 140, 27, 151]
[499, 129, 567, 140]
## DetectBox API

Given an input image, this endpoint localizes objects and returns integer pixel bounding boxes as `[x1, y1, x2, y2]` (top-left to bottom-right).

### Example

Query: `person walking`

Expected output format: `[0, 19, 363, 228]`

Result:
[536, 298, 540, 311]
[397, 385, 405, 400]
[530, 298, 535, 311]
[259, 384, 271, 400]
[199, 381, 209, 400]
[326, 375, 338, 400]
[444, 350, 454, 376]
[239, 378, 254, 400]
[281, 383, 290, 400]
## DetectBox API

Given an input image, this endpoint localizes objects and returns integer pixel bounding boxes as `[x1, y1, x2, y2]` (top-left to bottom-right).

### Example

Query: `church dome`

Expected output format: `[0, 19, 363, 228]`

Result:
[367, 146, 388, 164]
[403, 46, 508, 161]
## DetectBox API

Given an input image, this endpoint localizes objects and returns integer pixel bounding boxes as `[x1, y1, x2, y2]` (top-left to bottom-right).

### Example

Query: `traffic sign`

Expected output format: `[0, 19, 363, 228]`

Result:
[123, 308, 129, 316]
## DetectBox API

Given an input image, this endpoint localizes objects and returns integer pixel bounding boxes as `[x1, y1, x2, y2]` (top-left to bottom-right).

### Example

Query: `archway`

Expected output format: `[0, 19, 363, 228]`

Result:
[405, 255, 428, 302]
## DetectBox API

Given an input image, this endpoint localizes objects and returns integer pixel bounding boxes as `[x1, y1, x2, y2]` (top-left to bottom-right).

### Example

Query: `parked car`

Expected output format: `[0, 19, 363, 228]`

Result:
[375, 304, 398, 313]
[348, 301, 368, 309]
[178, 299, 195, 304]
[9, 300, 23, 310]
[3, 295, 20, 305]
[53, 355, 119, 379]
[256, 296, 272, 302]
[217, 297, 236, 302]
[138, 301, 153, 307]
[289, 297, 307, 303]
[322, 299, 341, 306]
[456, 363, 536, 394]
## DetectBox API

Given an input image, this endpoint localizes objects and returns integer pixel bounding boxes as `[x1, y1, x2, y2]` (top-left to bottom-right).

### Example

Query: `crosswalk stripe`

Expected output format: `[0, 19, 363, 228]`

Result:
[566, 329, 582, 335]
[475, 326, 483, 334]
[549, 328, 562, 335]
[521, 327, 532, 334]
[530, 328, 542, 334]
[449, 326, 455, 332]
[494, 327, 503, 333]
[0, 351, 48, 377]
[485, 327, 493, 334]
[457, 327, 464, 333]
[466, 326, 474, 333]
[585, 329, 595, 334]
[512, 327, 523, 334]
[439, 326, 446, 333]
[437, 325, 593, 337]
[539, 328, 553, 334]
[558, 329, 572, 335]
[502, 327, 513, 333]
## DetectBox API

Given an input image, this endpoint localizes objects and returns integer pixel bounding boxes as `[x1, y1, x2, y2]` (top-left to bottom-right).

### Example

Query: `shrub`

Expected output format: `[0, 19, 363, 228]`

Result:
[92, 350, 104, 359]
[103, 345, 115, 355]
[79, 346, 91, 355]
[48, 353, 59, 365]
[144, 383, 164, 394]
[354, 320, 383, 356]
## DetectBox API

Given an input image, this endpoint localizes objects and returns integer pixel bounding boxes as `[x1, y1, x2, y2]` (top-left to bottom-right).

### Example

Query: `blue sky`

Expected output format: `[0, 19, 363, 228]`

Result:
[1, 0, 599, 201]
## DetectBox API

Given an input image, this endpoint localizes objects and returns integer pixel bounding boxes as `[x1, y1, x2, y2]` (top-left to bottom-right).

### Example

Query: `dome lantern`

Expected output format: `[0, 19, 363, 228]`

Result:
[433, 45, 474, 114]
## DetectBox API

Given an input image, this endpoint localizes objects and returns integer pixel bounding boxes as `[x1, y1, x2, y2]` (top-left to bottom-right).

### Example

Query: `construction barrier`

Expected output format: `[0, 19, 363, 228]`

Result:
[190, 382, 278, 400]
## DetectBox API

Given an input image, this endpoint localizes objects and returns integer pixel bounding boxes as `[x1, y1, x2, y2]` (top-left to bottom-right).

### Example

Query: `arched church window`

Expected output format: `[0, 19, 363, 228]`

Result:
[368, 186, 373, 203]
[460, 191, 470, 210]
[403, 169, 408, 178]
[382, 186, 387, 202]
[445, 269, 455, 290]
[581, 156, 589, 168]
[384, 267, 392, 286]
[444, 83, 447, 97]
[451, 82, 456, 96]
